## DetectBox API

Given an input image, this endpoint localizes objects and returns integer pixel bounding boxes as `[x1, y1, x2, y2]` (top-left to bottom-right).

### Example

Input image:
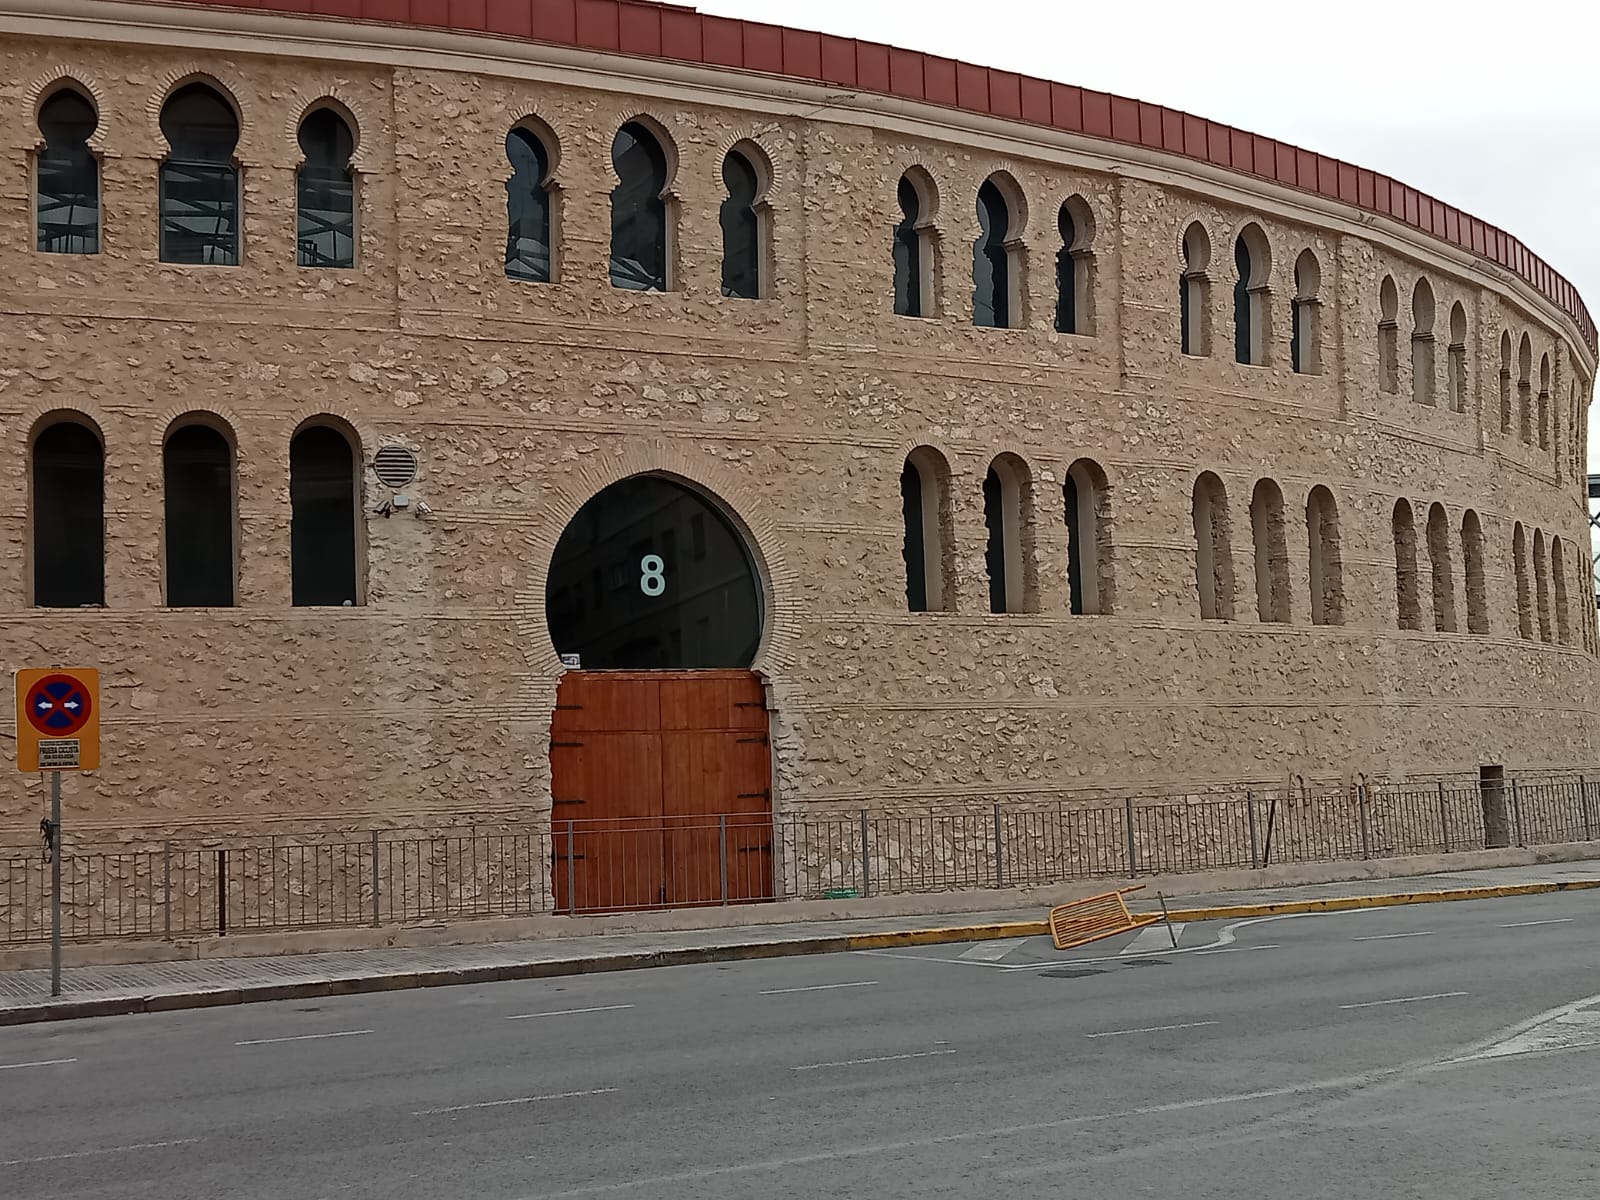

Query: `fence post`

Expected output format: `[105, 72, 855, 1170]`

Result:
[371, 830, 380, 927]
[859, 809, 871, 898]
[1357, 784, 1372, 859]
[992, 803, 1004, 888]
[1582, 778, 1595, 843]
[1511, 779, 1525, 847]
[216, 849, 228, 936]
[1437, 781, 1450, 852]
[1124, 796, 1138, 876]
[719, 814, 729, 905]
[162, 840, 172, 941]
[564, 820, 576, 914]
[1246, 791, 1259, 869]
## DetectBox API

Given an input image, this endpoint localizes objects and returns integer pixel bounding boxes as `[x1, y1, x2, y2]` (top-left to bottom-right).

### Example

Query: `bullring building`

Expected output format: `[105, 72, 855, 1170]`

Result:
[1, 1, 1595, 910]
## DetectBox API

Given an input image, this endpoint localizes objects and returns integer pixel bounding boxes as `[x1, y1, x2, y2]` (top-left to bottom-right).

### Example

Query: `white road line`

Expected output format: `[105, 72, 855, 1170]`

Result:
[3, 1138, 199, 1167]
[0, 1057, 77, 1071]
[792, 1049, 956, 1071]
[1120, 923, 1184, 955]
[506, 1004, 635, 1020]
[759, 981, 878, 995]
[414, 1087, 617, 1115]
[1340, 991, 1468, 1010]
[1194, 944, 1280, 956]
[1500, 917, 1575, 928]
[958, 938, 1029, 962]
[234, 1029, 373, 1046]
[1351, 931, 1433, 941]
[1085, 1020, 1219, 1039]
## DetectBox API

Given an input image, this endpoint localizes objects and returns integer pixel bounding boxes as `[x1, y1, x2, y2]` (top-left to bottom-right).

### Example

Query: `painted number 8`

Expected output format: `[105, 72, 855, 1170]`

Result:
[639, 554, 666, 597]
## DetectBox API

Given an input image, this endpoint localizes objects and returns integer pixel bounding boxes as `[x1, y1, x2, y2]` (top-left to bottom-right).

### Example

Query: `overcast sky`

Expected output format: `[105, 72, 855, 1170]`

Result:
[698, 0, 1600, 456]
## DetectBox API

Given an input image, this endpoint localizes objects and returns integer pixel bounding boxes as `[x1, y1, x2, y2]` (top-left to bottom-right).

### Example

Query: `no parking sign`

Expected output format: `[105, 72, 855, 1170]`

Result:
[14, 667, 100, 772]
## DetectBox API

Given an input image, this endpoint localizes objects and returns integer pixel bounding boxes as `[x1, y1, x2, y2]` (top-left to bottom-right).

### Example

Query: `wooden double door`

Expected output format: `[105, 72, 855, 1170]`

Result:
[550, 670, 773, 913]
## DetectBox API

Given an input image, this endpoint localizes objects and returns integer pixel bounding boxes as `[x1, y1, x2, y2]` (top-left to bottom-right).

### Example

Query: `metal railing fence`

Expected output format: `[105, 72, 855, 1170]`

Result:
[4, 772, 1597, 946]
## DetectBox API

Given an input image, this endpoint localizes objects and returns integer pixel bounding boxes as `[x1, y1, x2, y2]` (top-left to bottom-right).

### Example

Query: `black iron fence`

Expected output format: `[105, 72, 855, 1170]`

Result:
[4, 772, 1598, 945]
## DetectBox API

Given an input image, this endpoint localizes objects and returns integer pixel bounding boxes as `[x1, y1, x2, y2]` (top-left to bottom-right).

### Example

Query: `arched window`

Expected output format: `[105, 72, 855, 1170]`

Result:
[159, 83, 240, 265]
[1291, 250, 1320, 375]
[163, 421, 235, 606]
[1411, 280, 1436, 406]
[609, 121, 670, 291]
[31, 420, 104, 607]
[1055, 197, 1094, 335]
[1233, 225, 1271, 366]
[1533, 528, 1551, 643]
[1180, 222, 1211, 356]
[1249, 479, 1289, 623]
[1306, 486, 1343, 626]
[719, 147, 766, 299]
[1065, 459, 1111, 615]
[296, 107, 355, 269]
[291, 424, 360, 607]
[1426, 502, 1455, 632]
[983, 454, 1032, 613]
[1517, 333, 1533, 443]
[1537, 354, 1551, 450]
[973, 177, 1020, 330]
[1447, 303, 1468, 413]
[901, 447, 952, 613]
[1392, 499, 1420, 631]
[893, 171, 936, 318]
[1498, 331, 1513, 432]
[1512, 522, 1532, 639]
[1552, 535, 1570, 645]
[1192, 472, 1234, 620]
[505, 125, 554, 282]
[1462, 510, 1487, 635]
[1378, 276, 1399, 394]
[36, 87, 99, 254]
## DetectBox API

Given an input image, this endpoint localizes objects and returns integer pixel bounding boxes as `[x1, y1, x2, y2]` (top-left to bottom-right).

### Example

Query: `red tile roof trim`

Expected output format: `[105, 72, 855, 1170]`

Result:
[138, 0, 1593, 353]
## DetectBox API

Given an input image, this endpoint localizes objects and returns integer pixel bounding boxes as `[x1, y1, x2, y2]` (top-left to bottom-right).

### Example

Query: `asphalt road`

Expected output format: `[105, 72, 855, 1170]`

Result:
[3, 892, 1599, 1199]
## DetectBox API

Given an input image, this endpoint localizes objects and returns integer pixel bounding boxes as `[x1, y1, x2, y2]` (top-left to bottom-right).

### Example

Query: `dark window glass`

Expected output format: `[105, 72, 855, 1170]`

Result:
[983, 466, 1006, 613]
[720, 151, 761, 299]
[505, 127, 551, 282]
[291, 426, 358, 606]
[973, 181, 1009, 329]
[164, 424, 234, 606]
[36, 90, 99, 255]
[609, 122, 668, 291]
[1180, 275, 1192, 354]
[1291, 299, 1302, 373]
[1055, 207, 1077, 334]
[1064, 473, 1084, 616]
[547, 476, 761, 669]
[159, 84, 239, 265]
[1233, 236, 1251, 364]
[32, 422, 104, 607]
[297, 108, 355, 269]
[901, 460, 927, 612]
[893, 176, 922, 317]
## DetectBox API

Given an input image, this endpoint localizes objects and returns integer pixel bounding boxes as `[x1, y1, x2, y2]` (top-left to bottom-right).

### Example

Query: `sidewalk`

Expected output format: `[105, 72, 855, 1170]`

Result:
[3, 858, 1599, 1025]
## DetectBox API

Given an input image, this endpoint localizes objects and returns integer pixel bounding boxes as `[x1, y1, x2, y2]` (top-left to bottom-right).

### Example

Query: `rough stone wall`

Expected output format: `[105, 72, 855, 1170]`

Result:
[0, 15, 1596, 849]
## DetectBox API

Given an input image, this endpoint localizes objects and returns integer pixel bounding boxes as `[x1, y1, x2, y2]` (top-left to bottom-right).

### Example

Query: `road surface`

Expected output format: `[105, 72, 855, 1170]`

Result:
[3, 891, 1598, 1198]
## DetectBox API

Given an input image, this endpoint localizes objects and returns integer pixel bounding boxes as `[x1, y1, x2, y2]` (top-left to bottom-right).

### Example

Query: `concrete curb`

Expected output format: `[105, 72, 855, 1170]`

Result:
[4, 878, 1595, 1025]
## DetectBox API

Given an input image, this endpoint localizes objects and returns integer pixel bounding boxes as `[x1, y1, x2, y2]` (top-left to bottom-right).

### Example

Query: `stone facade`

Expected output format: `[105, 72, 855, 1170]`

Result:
[0, 1, 1595, 848]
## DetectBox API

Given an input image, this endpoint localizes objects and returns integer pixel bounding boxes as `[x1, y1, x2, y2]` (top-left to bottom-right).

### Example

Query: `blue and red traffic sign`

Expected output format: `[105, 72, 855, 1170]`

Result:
[25, 674, 93, 737]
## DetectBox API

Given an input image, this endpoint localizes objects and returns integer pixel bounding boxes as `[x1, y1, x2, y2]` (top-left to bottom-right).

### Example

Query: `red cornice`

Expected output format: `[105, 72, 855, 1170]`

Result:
[89, 0, 1597, 353]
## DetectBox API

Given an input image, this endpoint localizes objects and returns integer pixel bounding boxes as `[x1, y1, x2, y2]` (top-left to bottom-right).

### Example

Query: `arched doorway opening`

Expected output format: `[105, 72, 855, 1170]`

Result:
[545, 475, 772, 913]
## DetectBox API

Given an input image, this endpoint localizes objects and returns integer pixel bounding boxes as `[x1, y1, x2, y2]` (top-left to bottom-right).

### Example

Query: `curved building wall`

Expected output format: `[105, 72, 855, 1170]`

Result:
[0, 1, 1595, 840]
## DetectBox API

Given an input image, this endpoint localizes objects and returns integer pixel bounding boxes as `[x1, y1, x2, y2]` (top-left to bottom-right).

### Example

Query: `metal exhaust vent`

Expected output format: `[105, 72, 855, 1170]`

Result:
[373, 444, 418, 490]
